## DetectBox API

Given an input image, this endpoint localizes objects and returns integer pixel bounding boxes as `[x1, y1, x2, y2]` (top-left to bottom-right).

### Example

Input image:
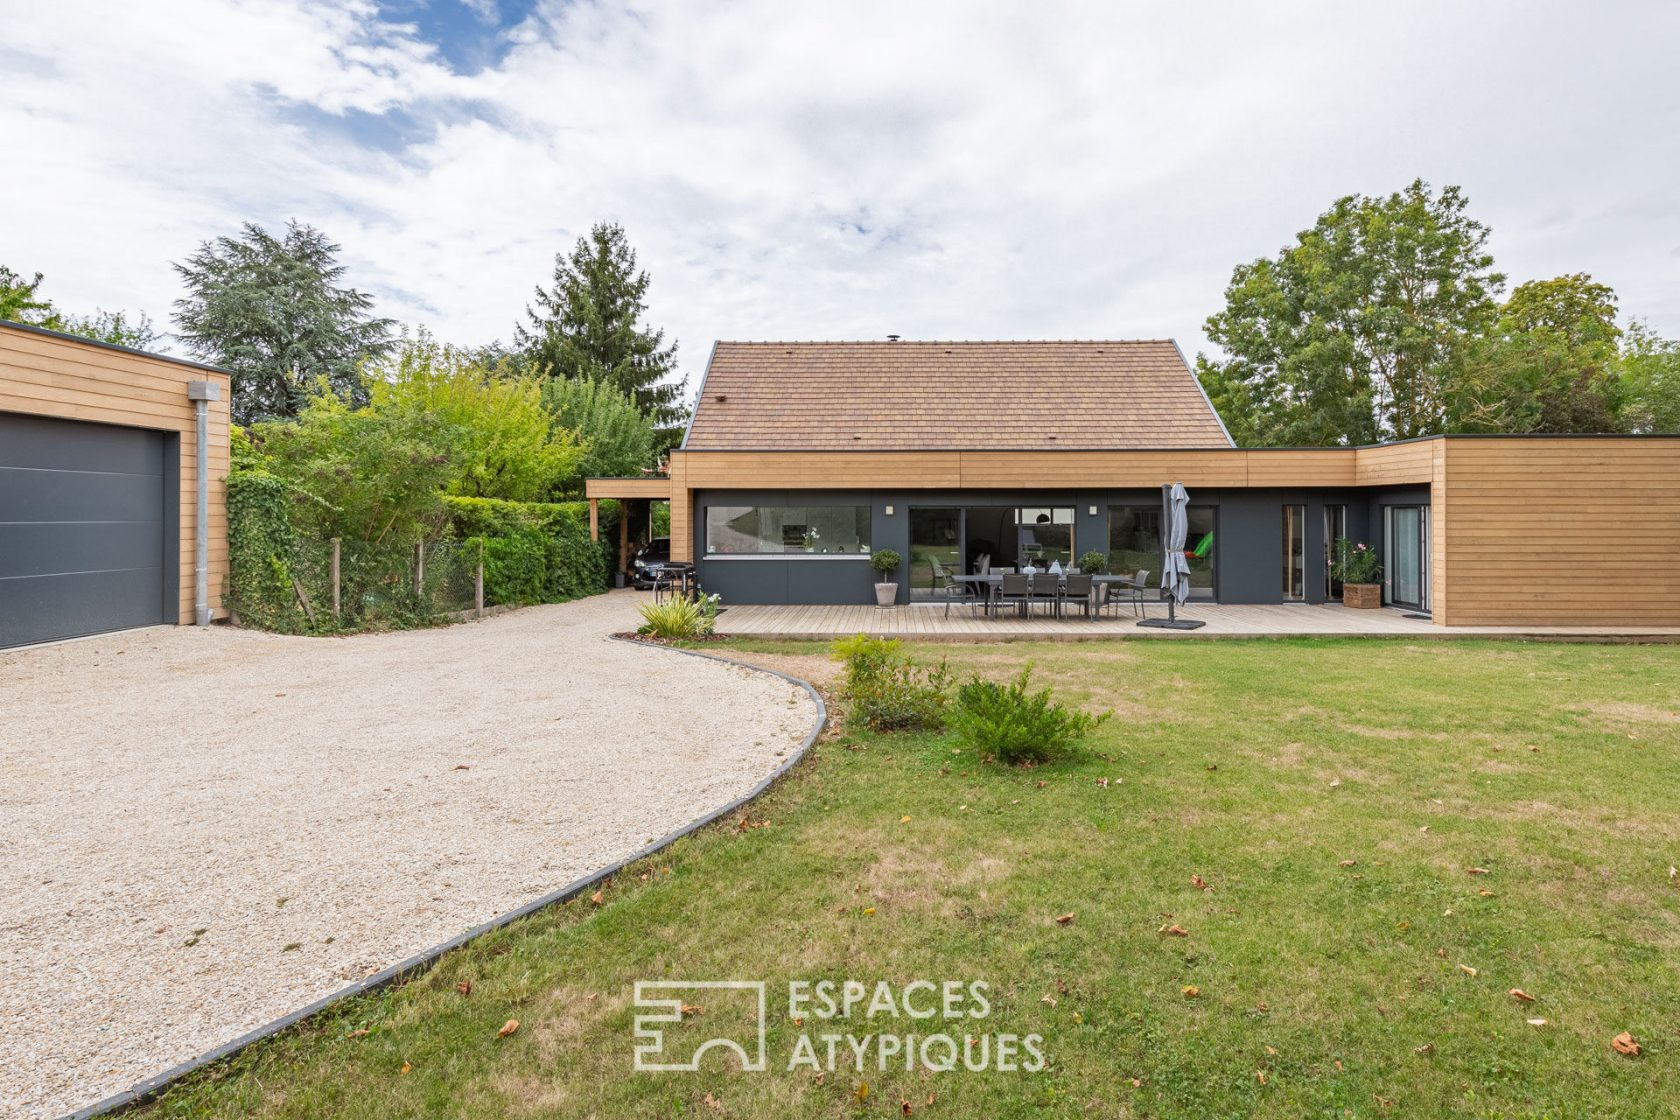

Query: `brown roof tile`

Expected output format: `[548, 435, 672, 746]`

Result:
[682, 340, 1232, 450]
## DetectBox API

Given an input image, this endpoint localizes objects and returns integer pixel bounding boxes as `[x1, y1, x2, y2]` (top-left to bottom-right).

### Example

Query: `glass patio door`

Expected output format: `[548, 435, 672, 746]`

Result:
[1385, 506, 1429, 610]
[1282, 504, 1306, 601]
[1324, 504, 1347, 598]
[908, 507, 962, 600]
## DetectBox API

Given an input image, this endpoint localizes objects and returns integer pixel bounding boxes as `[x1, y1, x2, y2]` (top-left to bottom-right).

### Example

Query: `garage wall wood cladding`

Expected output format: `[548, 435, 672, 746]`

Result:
[1438, 438, 1680, 626]
[0, 324, 231, 626]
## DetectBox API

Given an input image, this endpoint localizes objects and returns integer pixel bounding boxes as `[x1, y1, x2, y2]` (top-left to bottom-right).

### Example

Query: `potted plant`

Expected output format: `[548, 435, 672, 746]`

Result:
[1332, 538, 1382, 609]
[1078, 550, 1109, 575]
[870, 548, 902, 607]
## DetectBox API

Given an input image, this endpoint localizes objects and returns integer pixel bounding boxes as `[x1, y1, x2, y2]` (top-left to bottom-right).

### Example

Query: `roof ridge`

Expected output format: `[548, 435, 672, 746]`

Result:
[713, 338, 1177, 346]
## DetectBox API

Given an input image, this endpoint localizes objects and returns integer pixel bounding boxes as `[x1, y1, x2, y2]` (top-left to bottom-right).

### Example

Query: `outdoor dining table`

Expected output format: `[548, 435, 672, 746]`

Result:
[952, 572, 1135, 617]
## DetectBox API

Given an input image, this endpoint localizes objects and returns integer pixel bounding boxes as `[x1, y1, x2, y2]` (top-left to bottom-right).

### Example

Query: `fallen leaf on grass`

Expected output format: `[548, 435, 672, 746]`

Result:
[1339, 859, 1358, 868]
[1055, 912, 1075, 925]
[1528, 1018, 1548, 1027]
[1435, 948, 1448, 958]
[590, 890, 604, 906]
[1159, 923, 1189, 937]
[455, 980, 472, 996]
[1192, 874, 1209, 891]
[400, 1061, 412, 1075]
[347, 1028, 369, 1039]
[900, 815, 911, 823]
[1509, 989, 1535, 1002]
[1040, 994, 1058, 1007]
[1669, 866, 1678, 887]
[1128, 1078, 1142, 1088]
[1478, 888, 1494, 897]
[1466, 867, 1491, 876]
[1264, 1045, 1278, 1056]
[1458, 965, 1478, 977]
[680, 1003, 702, 1017]
[1419, 826, 1429, 833]
[1182, 986, 1201, 998]
[1328, 778, 1341, 788]
[1413, 1043, 1434, 1055]
[1256, 1070, 1268, 1085]
[1612, 1032, 1641, 1056]
[497, 1019, 519, 1038]
[703, 1091, 723, 1113]
[857, 1080, 870, 1102]
[901, 1100, 913, 1116]
[861, 907, 877, 916]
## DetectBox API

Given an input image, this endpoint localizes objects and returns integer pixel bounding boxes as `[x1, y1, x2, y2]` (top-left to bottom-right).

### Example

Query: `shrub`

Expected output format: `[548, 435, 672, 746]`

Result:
[637, 596, 716, 640]
[951, 666, 1111, 765]
[444, 496, 607, 605]
[870, 549, 902, 578]
[1078, 550, 1109, 574]
[830, 633, 950, 732]
[225, 468, 305, 632]
[1332, 538, 1383, 584]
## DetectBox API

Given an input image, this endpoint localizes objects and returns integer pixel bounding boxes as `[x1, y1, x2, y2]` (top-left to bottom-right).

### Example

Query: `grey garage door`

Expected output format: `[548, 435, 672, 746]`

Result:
[1, 412, 169, 649]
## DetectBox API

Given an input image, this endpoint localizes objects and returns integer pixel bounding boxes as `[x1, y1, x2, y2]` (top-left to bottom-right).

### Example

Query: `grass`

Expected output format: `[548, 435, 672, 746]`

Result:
[140, 638, 1680, 1118]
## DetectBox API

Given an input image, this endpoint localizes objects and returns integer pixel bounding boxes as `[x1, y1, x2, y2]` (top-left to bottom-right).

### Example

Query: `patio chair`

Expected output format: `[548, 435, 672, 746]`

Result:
[930, 556, 976, 617]
[1029, 571, 1061, 619]
[996, 572, 1030, 618]
[1061, 573, 1094, 619]
[1114, 568, 1151, 618]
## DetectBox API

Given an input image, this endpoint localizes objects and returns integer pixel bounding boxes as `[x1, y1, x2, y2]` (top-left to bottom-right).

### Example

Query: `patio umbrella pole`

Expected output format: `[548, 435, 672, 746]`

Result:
[1138, 481, 1207, 630]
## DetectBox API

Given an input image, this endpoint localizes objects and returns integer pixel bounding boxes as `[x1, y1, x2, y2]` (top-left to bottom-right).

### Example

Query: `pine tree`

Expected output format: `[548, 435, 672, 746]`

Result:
[516, 223, 686, 430]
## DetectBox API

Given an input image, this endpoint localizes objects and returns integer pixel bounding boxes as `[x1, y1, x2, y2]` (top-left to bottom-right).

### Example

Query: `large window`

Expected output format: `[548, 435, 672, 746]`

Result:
[909, 507, 962, 594]
[1324, 504, 1347, 598]
[1015, 507, 1074, 569]
[1108, 505, 1215, 599]
[704, 506, 872, 556]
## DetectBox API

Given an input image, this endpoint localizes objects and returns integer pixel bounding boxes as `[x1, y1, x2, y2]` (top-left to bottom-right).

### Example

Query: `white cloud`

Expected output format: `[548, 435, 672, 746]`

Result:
[2, 0, 1677, 391]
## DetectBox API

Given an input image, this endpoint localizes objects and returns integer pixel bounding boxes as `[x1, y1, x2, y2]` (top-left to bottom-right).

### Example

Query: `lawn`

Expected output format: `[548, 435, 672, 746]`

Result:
[140, 638, 1680, 1119]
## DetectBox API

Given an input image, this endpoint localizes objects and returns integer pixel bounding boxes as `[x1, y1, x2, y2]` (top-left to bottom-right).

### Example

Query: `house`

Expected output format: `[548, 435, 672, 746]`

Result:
[587, 338, 1680, 627]
[1, 320, 230, 648]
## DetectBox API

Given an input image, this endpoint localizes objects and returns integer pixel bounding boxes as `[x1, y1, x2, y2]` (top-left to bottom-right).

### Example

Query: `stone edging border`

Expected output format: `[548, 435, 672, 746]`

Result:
[65, 636, 827, 1120]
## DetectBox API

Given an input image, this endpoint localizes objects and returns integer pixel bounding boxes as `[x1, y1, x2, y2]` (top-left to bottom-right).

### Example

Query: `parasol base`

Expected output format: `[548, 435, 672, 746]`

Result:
[1136, 617, 1206, 630]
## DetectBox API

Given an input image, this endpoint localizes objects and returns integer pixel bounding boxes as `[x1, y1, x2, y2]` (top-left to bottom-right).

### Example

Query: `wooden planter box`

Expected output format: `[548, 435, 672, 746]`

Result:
[1342, 583, 1381, 609]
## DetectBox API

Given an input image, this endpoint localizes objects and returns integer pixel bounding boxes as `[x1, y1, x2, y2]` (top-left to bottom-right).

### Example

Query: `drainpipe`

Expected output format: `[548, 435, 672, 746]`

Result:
[186, 380, 221, 627]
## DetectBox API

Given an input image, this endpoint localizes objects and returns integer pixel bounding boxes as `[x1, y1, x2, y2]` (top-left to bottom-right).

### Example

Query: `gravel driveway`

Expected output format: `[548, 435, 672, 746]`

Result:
[0, 592, 817, 1119]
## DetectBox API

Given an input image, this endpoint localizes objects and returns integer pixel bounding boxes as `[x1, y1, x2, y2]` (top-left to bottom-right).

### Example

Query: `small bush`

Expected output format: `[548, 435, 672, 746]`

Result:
[870, 549, 902, 578]
[830, 632, 950, 732]
[1078, 550, 1109, 574]
[637, 596, 716, 640]
[951, 666, 1111, 764]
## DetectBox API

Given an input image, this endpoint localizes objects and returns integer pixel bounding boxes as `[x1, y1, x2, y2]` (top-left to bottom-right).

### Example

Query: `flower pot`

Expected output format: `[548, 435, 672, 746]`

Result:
[1343, 583, 1381, 609]
[874, 582, 898, 607]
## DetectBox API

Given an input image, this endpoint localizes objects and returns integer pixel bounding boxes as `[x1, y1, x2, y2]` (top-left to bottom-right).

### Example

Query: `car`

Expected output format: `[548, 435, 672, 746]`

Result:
[630, 537, 672, 588]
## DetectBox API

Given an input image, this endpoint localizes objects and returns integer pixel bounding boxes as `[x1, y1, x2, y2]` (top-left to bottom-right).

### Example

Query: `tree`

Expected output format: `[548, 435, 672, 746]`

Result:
[1452, 274, 1623, 433]
[516, 222, 686, 430]
[1, 264, 160, 349]
[1198, 180, 1504, 445]
[368, 332, 584, 501]
[172, 221, 394, 425]
[541, 376, 659, 482]
[1619, 320, 1680, 433]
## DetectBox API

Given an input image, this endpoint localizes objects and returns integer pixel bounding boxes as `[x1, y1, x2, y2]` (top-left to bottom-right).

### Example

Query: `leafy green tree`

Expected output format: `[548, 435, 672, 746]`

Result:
[1199, 180, 1503, 445]
[1619, 320, 1680, 433]
[541, 376, 659, 482]
[369, 332, 584, 501]
[1452, 274, 1623, 432]
[172, 221, 394, 424]
[516, 222, 686, 429]
[2, 264, 159, 349]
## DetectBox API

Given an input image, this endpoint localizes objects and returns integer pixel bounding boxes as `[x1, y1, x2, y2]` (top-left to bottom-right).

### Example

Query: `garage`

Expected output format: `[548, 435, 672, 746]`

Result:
[0, 413, 173, 648]
[0, 320, 229, 648]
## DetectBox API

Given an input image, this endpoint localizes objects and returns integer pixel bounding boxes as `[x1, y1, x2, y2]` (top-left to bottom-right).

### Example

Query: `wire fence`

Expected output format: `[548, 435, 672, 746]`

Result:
[280, 537, 483, 632]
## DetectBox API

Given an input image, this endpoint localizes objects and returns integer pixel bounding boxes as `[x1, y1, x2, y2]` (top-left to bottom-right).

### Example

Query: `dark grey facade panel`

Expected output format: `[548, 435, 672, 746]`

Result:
[0, 412, 170, 648]
[693, 485, 1426, 607]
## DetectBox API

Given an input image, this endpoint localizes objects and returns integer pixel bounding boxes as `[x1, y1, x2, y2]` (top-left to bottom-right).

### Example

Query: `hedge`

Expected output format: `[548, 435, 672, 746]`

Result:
[442, 496, 609, 606]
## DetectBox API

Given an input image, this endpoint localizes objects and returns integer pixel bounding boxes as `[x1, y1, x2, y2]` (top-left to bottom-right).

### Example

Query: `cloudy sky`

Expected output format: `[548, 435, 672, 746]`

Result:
[3, 0, 1677, 392]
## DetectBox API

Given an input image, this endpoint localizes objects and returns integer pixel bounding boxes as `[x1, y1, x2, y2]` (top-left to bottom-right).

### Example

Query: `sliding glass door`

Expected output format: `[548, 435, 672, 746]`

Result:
[1109, 505, 1216, 599]
[1282, 505, 1306, 601]
[1324, 504, 1347, 598]
[908, 507, 962, 599]
[1384, 505, 1429, 611]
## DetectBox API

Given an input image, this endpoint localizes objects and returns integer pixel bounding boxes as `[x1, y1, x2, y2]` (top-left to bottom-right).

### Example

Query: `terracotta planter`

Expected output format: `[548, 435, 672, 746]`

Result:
[874, 582, 898, 607]
[1342, 583, 1381, 609]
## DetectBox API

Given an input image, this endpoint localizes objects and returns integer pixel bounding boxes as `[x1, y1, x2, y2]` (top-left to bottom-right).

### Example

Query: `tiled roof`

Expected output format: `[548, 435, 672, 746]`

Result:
[682, 340, 1232, 450]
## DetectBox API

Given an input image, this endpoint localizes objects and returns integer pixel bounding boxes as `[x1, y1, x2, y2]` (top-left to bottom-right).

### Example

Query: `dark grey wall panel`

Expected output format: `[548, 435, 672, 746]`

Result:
[0, 412, 168, 648]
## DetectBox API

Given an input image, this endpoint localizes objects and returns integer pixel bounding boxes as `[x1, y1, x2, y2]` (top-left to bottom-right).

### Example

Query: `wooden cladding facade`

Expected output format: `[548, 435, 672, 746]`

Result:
[1433, 438, 1680, 626]
[627, 437, 1680, 627]
[1, 323, 231, 625]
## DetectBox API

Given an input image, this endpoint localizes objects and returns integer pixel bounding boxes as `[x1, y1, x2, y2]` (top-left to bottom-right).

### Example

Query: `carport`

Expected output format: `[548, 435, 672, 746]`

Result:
[0, 320, 230, 648]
